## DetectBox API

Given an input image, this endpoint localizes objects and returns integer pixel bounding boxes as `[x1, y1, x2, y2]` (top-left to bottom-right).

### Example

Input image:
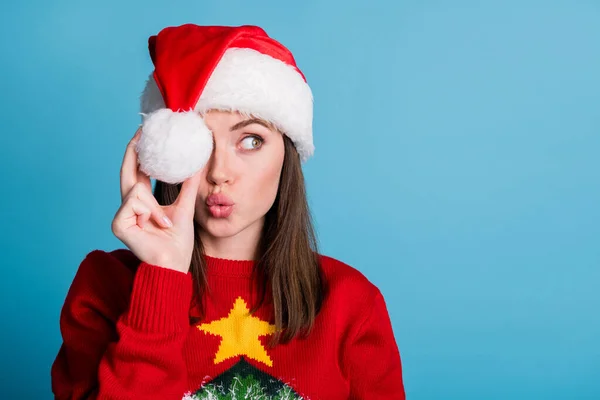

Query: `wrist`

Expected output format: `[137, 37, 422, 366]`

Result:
[146, 256, 188, 274]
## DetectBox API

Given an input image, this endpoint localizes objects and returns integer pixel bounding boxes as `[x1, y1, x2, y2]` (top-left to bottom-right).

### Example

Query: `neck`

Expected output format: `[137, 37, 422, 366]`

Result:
[198, 218, 264, 260]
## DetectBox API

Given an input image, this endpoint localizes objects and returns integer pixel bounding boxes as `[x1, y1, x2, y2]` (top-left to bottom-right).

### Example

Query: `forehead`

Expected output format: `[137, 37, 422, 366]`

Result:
[203, 109, 279, 132]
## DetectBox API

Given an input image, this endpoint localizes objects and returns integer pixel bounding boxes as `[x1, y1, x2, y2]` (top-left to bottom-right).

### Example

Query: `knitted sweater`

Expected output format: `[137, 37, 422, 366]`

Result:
[51, 249, 405, 399]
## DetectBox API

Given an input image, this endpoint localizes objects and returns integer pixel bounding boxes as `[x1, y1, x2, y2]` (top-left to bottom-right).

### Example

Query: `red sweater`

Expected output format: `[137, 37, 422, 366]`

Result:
[51, 249, 405, 399]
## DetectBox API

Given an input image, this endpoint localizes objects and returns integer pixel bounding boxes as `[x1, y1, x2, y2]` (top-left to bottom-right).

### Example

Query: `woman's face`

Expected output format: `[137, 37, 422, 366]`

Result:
[194, 110, 285, 243]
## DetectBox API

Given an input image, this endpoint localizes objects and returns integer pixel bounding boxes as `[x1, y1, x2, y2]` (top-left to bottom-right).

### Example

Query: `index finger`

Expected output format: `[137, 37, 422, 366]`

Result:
[173, 170, 203, 217]
[120, 128, 142, 202]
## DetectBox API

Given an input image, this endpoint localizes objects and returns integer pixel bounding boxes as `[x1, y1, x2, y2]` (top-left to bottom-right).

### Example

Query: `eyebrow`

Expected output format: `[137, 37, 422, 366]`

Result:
[229, 118, 273, 132]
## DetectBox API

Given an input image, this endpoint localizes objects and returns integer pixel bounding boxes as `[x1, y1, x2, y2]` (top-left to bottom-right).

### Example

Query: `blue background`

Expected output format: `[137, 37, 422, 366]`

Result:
[1, 0, 599, 398]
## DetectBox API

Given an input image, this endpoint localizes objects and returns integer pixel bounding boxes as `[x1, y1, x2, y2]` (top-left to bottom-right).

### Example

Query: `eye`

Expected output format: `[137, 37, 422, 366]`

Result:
[240, 135, 264, 150]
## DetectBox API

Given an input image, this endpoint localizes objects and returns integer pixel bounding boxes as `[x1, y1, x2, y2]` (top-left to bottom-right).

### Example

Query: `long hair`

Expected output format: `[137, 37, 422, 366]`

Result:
[153, 133, 325, 347]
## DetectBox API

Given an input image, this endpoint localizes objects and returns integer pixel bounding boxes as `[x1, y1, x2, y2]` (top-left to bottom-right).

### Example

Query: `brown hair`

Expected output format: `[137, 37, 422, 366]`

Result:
[153, 132, 325, 347]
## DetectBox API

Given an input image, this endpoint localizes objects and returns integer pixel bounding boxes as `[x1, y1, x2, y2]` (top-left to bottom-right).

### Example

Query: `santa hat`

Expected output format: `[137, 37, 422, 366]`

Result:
[136, 24, 314, 184]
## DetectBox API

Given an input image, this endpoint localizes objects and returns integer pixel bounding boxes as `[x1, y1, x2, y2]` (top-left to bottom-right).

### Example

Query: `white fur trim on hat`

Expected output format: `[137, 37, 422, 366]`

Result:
[196, 48, 314, 161]
[138, 47, 314, 184]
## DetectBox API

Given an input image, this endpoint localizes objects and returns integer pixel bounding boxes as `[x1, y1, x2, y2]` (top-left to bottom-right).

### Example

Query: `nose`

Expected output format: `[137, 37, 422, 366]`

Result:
[206, 139, 233, 186]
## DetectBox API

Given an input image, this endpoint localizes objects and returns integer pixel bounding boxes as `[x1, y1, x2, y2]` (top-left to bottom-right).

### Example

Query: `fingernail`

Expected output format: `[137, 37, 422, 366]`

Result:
[131, 133, 141, 146]
[162, 216, 173, 227]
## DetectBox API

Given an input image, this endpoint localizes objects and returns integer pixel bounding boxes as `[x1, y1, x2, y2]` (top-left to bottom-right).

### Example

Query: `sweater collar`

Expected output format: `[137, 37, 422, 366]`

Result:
[204, 254, 256, 278]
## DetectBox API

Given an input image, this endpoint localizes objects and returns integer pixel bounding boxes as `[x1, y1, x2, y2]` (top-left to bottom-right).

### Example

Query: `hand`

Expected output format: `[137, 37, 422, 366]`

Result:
[111, 128, 202, 274]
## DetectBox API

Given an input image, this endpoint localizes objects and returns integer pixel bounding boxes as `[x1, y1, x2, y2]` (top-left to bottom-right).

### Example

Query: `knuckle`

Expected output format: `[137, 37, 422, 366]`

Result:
[127, 185, 140, 200]
[111, 219, 122, 237]
[127, 196, 140, 209]
[132, 199, 150, 214]
[132, 181, 146, 194]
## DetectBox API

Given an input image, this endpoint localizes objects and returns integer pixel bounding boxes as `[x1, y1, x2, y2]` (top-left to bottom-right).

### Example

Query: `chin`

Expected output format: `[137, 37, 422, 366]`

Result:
[199, 217, 241, 238]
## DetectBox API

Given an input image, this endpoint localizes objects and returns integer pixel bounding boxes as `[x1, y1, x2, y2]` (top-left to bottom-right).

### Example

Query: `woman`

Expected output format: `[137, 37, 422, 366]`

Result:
[51, 24, 405, 400]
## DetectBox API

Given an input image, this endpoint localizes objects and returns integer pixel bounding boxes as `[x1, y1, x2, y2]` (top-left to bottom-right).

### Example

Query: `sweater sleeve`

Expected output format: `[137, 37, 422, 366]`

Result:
[51, 250, 193, 400]
[344, 288, 406, 400]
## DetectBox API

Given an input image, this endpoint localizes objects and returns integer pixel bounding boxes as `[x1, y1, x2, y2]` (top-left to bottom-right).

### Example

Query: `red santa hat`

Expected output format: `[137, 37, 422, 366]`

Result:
[136, 24, 314, 184]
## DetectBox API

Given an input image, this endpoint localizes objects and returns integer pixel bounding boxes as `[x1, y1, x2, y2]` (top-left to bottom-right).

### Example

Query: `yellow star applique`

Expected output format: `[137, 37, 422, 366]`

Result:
[198, 296, 277, 367]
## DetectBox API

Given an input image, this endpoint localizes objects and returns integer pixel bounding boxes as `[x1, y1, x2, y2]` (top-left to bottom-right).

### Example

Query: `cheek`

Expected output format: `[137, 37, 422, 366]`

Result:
[246, 139, 284, 208]
[246, 164, 282, 211]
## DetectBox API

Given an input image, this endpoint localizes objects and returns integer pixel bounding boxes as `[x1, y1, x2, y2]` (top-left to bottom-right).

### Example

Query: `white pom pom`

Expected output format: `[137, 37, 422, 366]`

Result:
[136, 109, 213, 184]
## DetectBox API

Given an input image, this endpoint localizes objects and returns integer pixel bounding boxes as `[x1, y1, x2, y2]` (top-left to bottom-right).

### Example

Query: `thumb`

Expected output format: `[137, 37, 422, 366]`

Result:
[173, 170, 203, 219]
